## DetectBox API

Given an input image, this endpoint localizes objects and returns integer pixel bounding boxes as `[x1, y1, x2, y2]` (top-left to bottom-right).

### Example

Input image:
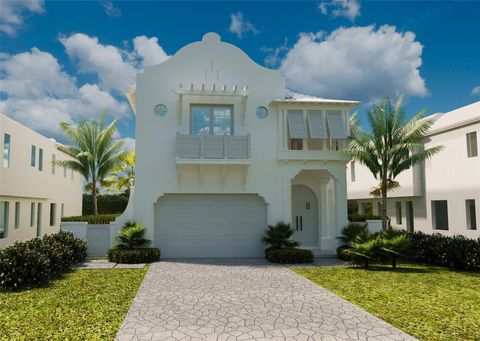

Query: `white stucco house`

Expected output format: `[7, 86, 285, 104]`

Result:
[120, 32, 359, 258]
[347, 101, 480, 239]
[0, 114, 83, 248]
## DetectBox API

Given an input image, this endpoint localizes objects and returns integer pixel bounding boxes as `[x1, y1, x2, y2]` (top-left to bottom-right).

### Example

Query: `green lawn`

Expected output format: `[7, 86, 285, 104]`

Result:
[0, 267, 147, 340]
[294, 263, 480, 341]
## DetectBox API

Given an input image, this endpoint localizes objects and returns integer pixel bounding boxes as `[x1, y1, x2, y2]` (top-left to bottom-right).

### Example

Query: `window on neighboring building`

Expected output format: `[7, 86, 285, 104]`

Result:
[191, 105, 233, 135]
[466, 199, 477, 230]
[350, 161, 356, 182]
[361, 202, 373, 215]
[14, 202, 20, 229]
[70, 169, 74, 180]
[432, 200, 449, 230]
[51, 154, 56, 174]
[61, 203, 65, 218]
[49, 203, 56, 226]
[395, 202, 402, 224]
[289, 139, 303, 150]
[0, 202, 9, 239]
[31, 145, 36, 167]
[63, 166, 67, 178]
[30, 202, 35, 227]
[467, 132, 478, 157]
[36, 203, 42, 237]
[3, 133, 11, 168]
[38, 148, 43, 171]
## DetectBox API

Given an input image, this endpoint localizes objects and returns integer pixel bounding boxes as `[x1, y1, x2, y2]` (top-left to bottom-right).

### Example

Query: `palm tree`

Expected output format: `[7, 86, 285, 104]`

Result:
[346, 97, 443, 230]
[56, 117, 126, 215]
[105, 149, 135, 195]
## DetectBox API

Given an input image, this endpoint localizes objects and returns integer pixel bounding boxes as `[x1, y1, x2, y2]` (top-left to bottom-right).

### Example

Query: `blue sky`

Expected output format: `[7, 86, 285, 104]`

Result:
[1, 0, 479, 147]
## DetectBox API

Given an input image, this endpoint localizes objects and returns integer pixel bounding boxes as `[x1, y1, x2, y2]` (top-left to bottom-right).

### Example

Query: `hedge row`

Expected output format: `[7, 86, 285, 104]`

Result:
[61, 214, 119, 224]
[107, 248, 160, 264]
[409, 232, 480, 270]
[82, 194, 128, 215]
[348, 214, 381, 222]
[266, 248, 314, 264]
[0, 231, 87, 290]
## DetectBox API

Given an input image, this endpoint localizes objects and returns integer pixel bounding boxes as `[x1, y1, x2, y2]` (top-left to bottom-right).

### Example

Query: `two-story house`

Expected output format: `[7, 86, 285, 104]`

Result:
[347, 101, 480, 238]
[0, 114, 83, 248]
[122, 33, 359, 258]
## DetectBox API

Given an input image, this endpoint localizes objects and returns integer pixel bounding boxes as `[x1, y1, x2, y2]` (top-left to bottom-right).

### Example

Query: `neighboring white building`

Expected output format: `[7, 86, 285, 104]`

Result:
[347, 101, 480, 239]
[121, 33, 359, 257]
[0, 114, 83, 248]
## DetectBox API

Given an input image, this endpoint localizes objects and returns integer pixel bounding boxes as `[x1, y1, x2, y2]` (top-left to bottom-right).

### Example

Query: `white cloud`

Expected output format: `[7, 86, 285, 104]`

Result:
[59, 33, 170, 92]
[60, 33, 137, 93]
[279, 25, 427, 102]
[228, 12, 258, 39]
[0, 48, 77, 98]
[118, 137, 135, 151]
[471, 86, 480, 96]
[0, 0, 44, 35]
[133, 36, 169, 67]
[100, 0, 121, 17]
[0, 49, 130, 140]
[261, 38, 289, 68]
[319, 0, 361, 21]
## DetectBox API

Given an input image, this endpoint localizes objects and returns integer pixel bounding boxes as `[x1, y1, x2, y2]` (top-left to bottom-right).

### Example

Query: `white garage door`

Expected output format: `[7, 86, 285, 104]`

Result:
[154, 194, 267, 258]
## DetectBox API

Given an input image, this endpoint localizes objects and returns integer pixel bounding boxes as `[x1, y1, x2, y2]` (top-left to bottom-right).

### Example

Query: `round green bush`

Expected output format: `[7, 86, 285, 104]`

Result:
[266, 248, 314, 264]
[107, 248, 160, 264]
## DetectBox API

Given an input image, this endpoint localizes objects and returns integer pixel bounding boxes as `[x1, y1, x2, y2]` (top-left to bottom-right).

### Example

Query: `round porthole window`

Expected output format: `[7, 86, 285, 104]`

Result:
[154, 104, 167, 117]
[256, 106, 268, 119]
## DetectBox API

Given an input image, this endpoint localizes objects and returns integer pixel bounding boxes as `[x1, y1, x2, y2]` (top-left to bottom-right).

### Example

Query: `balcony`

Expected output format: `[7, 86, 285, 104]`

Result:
[176, 134, 251, 164]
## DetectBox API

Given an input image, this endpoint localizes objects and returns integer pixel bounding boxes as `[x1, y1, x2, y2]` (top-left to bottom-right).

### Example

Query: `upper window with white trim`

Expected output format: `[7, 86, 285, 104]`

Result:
[191, 105, 233, 135]
[466, 131, 478, 157]
[2, 133, 10, 168]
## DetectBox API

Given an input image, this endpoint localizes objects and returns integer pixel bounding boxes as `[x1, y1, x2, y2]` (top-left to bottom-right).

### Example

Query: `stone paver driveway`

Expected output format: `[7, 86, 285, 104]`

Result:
[116, 259, 415, 341]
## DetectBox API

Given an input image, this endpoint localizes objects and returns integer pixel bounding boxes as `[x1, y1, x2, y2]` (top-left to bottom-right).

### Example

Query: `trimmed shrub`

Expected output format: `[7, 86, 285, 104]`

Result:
[336, 245, 351, 261]
[61, 214, 119, 224]
[107, 248, 160, 264]
[266, 248, 314, 264]
[409, 232, 480, 270]
[0, 232, 87, 290]
[82, 194, 128, 215]
[348, 214, 381, 222]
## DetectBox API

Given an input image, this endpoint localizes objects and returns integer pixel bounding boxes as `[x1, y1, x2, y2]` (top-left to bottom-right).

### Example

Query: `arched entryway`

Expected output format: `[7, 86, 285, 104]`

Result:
[291, 185, 319, 247]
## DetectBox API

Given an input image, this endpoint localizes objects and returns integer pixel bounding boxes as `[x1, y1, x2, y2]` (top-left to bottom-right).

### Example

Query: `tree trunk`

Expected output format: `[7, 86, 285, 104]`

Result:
[92, 177, 98, 216]
[381, 179, 388, 230]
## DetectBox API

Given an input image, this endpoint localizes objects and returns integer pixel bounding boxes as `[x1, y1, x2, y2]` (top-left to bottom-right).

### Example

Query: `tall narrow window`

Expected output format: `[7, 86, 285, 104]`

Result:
[36, 203, 42, 237]
[466, 199, 477, 230]
[61, 203, 65, 218]
[466, 132, 478, 157]
[395, 202, 402, 224]
[14, 202, 20, 229]
[38, 148, 43, 171]
[71, 169, 74, 180]
[63, 166, 67, 178]
[49, 203, 56, 226]
[51, 154, 56, 174]
[31, 145, 36, 167]
[350, 161, 356, 182]
[432, 200, 449, 230]
[30, 202, 35, 227]
[0, 202, 9, 239]
[3, 133, 11, 168]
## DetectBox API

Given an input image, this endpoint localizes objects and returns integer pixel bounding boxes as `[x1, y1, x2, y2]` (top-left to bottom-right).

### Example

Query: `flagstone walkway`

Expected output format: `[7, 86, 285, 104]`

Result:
[116, 258, 415, 341]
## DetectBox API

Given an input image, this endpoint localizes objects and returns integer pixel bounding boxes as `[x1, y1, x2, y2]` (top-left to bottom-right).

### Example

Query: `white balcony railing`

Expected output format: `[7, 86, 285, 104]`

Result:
[176, 134, 251, 159]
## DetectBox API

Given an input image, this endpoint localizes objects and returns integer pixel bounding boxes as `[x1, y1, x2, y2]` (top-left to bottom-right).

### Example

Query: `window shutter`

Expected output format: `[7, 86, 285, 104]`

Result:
[287, 110, 307, 139]
[307, 110, 327, 138]
[327, 110, 347, 139]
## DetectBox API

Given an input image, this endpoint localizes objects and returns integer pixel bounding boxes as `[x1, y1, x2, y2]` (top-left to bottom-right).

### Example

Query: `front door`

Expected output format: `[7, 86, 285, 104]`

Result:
[292, 185, 318, 247]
